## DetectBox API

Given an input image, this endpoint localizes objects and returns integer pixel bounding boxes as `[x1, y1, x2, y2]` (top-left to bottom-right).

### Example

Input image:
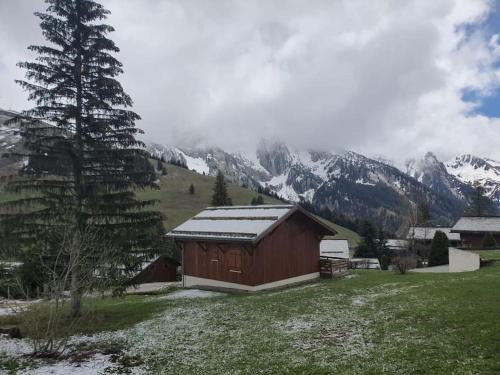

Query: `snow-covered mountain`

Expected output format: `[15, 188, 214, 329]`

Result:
[2, 105, 496, 233]
[446, 154, 500, 205]
[405, 152, 474, 201]
[147, 141, 466, 232]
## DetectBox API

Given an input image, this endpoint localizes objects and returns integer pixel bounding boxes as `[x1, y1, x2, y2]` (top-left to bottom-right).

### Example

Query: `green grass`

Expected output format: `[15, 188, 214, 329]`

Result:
[0, 295, 169, 339]
[315, 214, 361, 247]
[474, 249, 500, 260]
[3, 264, 499, 374]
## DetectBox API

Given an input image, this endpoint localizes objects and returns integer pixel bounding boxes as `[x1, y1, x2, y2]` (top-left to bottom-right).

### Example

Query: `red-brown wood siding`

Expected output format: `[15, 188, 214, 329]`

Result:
[460, 232, 500, 249]
[136, 257, 179, 283]
[182, 211, 326, 286]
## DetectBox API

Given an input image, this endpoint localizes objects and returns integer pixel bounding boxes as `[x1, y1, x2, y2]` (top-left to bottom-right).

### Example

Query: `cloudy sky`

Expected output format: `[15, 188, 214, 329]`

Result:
[1, 0, 500, 165]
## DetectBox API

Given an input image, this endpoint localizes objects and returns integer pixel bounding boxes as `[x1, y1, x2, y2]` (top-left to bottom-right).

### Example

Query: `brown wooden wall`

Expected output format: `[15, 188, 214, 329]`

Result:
[136, 256, 179, 283]
[460, 233, 500, 249]
[182, 211, 324, 286]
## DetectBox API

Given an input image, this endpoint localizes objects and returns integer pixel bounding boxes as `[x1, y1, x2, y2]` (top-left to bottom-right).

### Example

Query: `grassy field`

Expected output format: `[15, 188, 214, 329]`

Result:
[475, 249, 500, 260]
[2, 252, 499, 374]
[0, 295, 171, 339]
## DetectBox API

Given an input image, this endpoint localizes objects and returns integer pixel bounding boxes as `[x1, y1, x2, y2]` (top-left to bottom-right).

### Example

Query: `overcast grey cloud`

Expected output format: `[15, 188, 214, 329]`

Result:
[1, 0, 500, 164]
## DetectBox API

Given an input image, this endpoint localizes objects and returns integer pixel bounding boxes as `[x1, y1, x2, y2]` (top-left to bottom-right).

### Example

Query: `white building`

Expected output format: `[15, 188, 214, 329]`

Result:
[320, 238, 350, 259]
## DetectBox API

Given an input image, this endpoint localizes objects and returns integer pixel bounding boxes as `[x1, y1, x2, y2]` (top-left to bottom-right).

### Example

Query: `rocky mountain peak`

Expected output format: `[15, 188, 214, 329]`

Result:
[256, 140, 292, 176]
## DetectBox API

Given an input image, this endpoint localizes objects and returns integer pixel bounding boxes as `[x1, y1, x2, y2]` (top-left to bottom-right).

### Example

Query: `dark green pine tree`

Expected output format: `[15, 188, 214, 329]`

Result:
[188, 183, 195, 195]
[465, 184, 496, 217]
[428, 231, 449, 266]
[211, 170, 232, 206]
[482, 232, 497, 249]
[0, 0, 164, 316]
[251, 195, 264, 205]
[375, 228, 390, 270]
[354, 221, 377, 258]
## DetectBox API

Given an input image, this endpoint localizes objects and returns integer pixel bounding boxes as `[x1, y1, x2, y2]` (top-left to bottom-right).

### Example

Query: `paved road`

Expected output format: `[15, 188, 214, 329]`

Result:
[410, 265, 449, 273]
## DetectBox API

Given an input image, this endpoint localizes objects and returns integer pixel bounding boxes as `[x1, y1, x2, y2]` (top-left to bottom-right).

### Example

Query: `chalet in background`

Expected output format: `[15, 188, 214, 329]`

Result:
[407, 226, 462, 247]
[167, 205, 336, 291]
[451, 216, 500, 248]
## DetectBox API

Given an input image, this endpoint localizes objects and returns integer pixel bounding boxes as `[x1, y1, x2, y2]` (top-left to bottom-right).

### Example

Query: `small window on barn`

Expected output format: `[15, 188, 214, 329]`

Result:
[227, 250, 242, 273]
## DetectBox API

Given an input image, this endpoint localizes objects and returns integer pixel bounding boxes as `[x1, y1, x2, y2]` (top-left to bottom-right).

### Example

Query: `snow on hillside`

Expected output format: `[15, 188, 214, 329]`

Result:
[146, 140, 469, 232]
[446, 154, 500, 185]
[183, 153, 210, 175]
[0, 109, 24, 175]
[405, 152, 469, 200]
[446, 154, 500, 203]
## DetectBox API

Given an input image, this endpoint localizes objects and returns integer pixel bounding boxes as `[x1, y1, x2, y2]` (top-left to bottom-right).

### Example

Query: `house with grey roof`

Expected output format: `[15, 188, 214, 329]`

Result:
[451, 216, 500, 249]
[407, 226, 461, 246]
[406, 226, 462, 262]
[167, 204, 336, 291]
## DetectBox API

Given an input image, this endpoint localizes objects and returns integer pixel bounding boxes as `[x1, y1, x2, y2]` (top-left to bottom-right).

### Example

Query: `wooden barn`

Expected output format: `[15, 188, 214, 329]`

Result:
[133, 256, 180, 283]
[166, 205, 336, 291]
[451, 216, 500, 248]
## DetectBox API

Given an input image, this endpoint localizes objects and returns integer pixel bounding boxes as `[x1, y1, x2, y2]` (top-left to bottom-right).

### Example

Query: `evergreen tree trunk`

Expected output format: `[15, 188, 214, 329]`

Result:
[72, 2, 84, 317]
[70, 269, 81, 318]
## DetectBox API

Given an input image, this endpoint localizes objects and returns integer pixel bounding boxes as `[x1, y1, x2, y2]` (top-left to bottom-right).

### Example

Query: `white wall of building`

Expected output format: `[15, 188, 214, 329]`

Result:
[449, 248, 480, 272]
[183, 272, 319, 292]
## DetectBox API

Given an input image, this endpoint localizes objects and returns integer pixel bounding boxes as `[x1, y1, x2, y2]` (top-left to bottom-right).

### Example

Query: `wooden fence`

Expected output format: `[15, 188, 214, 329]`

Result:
[319, 258, 350, 279]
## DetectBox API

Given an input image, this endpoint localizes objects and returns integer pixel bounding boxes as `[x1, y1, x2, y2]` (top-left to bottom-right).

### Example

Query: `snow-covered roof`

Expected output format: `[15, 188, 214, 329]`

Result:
[451, 216, 500, 233]
[407, 227, 461, 241]
[386, 239, 409, 249]
[320, 239, 350, 259]
[167, 204, 335, 243]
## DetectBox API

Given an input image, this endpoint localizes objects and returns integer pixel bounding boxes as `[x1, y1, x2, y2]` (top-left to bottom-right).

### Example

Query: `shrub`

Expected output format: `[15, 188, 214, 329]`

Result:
[428, 231, 449, 266]
[392, 253, 418, 274]
[250, 195, 264, 205]
[482, 232, 497, 249]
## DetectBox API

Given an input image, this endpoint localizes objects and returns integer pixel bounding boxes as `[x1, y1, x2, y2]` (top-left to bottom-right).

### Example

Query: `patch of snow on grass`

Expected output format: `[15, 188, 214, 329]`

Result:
[161, 289, 225, 300]
[266, 282, 321, 296]
[277, 318, 314, 333]
[18, 353, 118, 375]
[351, 297, 366, 307]
[344, 274, 358, 279]
[0, 337, 32, 357]
[126, 281, 180, 295]
[0, 299, 41, 316]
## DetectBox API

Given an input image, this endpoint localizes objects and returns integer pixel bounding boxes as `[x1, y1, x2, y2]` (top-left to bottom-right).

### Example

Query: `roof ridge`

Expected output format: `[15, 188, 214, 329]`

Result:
[205, 205, 295, 210]
[459, 215, 500, 218]
[192, 216, 279, 221]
